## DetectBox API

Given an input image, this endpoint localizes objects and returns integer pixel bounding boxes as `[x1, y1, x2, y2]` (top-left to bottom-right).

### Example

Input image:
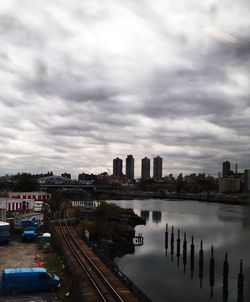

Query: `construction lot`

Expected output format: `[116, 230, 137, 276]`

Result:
[0, 236, 67, 302]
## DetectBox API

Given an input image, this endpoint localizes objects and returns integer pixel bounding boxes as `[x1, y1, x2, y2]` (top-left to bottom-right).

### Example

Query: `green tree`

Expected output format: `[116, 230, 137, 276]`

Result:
[15, 173, 39, 192]
[49, 190, 64, 212]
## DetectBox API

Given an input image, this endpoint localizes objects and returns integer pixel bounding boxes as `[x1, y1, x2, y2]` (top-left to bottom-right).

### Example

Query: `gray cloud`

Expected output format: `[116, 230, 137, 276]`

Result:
[0, 0, 250, 177]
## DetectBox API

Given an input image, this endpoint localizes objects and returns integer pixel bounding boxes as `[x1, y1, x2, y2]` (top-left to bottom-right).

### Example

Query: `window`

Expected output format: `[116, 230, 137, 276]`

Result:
[39, 272, 51, 280]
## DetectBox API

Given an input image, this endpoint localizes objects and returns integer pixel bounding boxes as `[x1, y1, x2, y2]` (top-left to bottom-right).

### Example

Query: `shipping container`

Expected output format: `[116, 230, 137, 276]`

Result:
[0, 221, 10, 244]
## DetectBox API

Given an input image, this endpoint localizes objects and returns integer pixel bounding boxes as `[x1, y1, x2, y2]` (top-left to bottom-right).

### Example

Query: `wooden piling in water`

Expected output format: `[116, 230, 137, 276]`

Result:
[209, 245, 215, 298]
[237, 259, 244, 302]
[199, 240, 203, 288]
[171, 226, 174, 262]
[176, 229, 181, 267]
[165, 223, 168, 249]
[183, 232, 187, 273]
[190, 236, 195, 280]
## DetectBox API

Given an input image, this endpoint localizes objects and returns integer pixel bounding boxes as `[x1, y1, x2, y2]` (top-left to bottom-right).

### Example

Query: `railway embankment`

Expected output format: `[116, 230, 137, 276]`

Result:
[48, 201, 150, 302]
[51, 224, 101, 302]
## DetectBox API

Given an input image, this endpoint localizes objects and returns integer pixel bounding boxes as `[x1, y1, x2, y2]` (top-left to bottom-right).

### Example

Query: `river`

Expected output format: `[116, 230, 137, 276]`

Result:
[108, 199, 250, 302]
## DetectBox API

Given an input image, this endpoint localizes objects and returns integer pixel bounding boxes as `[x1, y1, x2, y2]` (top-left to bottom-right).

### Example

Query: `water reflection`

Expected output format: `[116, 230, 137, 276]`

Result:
[170, 226, 174, 262]
[163, 224, 247, 302]
[152, 211, 162, 223]
[190, 236, 195, 280]
[176, 229, 181, 267]
[182, 232, 187, 274]
[111, 199, 250, 302]
[237, 260, 244, 302]
[223, 253, 229, 302]
[198, 241, 204, 289]
[209, 245, 215, 298]
[141, 210, 150, 221]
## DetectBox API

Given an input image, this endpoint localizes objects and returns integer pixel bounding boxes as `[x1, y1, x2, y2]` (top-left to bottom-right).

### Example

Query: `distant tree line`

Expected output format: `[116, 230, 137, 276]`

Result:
[0, 173, 39, 192]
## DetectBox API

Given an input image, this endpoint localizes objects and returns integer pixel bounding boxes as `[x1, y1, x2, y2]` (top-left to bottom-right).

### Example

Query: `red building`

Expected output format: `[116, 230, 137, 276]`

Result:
[9, 192, 51, 201]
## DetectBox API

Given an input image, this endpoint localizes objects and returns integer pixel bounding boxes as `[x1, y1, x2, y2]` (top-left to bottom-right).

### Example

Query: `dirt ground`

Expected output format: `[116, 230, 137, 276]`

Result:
[0, 236, 65, 302]
[0, 239, 39, 271]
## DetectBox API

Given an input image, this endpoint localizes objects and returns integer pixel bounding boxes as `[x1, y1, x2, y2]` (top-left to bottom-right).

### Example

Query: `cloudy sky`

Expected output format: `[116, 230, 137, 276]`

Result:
[0, 0, 250, 178]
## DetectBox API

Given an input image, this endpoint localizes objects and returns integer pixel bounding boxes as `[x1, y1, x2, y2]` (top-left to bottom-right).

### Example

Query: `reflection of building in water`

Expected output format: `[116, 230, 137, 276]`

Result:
[152, 211, 161, 223]
[219, 203, 250, 229]
[241, 205, 250, 230]
[140, 210, 149, 221]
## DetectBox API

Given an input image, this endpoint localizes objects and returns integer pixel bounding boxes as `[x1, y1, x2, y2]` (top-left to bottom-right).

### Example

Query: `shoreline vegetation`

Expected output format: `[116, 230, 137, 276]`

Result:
[96, 191, 250, 206]
[71, 201, 145, 259]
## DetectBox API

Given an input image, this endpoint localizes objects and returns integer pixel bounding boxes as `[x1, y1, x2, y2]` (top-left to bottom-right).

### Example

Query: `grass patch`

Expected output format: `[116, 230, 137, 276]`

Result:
[44, 252, 85, 301]
[44, 253, 69, 301]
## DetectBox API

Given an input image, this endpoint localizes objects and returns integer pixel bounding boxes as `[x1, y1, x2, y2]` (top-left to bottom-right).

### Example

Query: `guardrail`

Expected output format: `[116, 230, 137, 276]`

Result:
[84, 237, 153, 302]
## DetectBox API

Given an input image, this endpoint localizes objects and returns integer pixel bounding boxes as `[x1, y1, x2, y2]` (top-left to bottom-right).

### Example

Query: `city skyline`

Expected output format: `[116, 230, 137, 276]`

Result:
[0, 155, 249, 180]
[126, 154, 134, 181]
[1, 1, 250, 177]
[113, 155, 163, 180]
[141, 157, 150, 180]
[0, 158, 247, 180]
[153, 156, 163, 180]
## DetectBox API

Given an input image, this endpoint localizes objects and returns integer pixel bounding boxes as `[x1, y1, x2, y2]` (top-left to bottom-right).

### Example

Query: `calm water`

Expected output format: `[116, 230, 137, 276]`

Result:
[109, 199, 250, 302]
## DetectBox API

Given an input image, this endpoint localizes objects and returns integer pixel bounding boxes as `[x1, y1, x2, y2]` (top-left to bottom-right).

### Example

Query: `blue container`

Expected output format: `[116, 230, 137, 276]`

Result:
[0, 221, 10, 244]
[22, 218, 37, 241]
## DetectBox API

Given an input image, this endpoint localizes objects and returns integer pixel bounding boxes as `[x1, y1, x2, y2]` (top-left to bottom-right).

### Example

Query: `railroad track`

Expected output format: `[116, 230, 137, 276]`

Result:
[58, 200, 129, 302]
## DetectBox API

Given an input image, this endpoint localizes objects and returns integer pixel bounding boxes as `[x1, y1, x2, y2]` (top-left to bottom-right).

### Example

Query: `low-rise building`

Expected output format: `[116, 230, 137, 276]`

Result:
[244, 169, 250, 192]
[61, 172, 71, 179]
[219, 175, 243, 193]
[0, 198, 35, 212]
[9, 191, 51, 201]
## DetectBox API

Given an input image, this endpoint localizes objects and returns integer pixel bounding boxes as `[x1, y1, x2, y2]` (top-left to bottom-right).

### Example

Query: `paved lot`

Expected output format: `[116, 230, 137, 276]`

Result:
[0, 238, 62, 302]
[0, 240, 38, 271]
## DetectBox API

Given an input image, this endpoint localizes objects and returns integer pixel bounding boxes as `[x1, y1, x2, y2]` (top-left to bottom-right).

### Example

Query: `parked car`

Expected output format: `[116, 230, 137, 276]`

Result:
[0, 267, 60, 295]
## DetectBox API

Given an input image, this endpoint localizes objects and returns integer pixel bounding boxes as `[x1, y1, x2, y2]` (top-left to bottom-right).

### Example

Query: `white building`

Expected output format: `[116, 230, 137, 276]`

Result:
[0, 198, 35, 212]
[244, 169, 250, 192]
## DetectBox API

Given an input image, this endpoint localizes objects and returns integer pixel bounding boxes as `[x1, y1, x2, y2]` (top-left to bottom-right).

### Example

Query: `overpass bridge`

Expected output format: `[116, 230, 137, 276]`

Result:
[38, 175, 95, 191]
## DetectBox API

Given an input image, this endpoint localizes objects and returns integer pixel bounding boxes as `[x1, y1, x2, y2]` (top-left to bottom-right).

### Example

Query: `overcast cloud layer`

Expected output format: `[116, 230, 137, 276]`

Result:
[0, 0, 250, 177]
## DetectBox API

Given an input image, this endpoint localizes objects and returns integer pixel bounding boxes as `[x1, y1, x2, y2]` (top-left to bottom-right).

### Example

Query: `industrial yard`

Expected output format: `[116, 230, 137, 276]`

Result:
[0, 235, 67, 302]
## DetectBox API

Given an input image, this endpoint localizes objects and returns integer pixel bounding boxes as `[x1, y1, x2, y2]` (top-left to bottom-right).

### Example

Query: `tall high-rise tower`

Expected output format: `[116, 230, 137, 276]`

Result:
[141, 157, 150, 179]
[222, 161, 230, 177]
[113, 157, 123, 177]
[126, 155, 134, 181]
[153, 156, 163, 180]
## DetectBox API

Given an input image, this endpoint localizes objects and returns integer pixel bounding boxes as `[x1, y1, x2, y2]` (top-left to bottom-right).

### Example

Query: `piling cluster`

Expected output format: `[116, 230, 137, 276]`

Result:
[165, 224, 244, 301]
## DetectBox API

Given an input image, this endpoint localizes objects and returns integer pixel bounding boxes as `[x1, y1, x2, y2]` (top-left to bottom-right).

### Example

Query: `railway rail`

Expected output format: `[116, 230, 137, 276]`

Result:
[58, 200, 137, 302]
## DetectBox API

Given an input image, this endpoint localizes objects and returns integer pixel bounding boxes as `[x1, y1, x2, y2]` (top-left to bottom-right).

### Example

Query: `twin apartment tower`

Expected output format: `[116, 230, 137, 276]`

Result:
[113, 155, 163, 181]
